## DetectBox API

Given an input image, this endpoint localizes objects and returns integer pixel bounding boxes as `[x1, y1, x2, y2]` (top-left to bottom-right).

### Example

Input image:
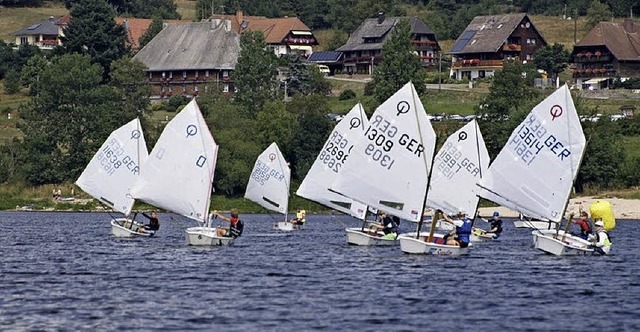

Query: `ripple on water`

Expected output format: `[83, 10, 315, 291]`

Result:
[0, 212, 639, 330]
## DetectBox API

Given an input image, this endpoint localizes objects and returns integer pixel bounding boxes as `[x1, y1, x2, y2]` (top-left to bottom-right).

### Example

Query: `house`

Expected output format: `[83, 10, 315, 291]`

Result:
[211, 11, 318, 57]
[450, 13, 547, 80]
[132, 20, 240, 99]
[570, 19, 640, 90]
[337, 14, 440, 75]
[10, 16, 66, 50]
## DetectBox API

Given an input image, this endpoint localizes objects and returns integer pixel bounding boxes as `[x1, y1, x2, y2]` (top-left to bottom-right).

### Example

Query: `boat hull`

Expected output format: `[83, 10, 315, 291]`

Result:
[110, 218, 153, 238]
[274, 221, 302, 231]
[185, 227, 235, 246]
[398, 233, 469, 255]
[532, 229, 593, 256]
[345, 228, 397, 246]
[470, 227, 494, 243]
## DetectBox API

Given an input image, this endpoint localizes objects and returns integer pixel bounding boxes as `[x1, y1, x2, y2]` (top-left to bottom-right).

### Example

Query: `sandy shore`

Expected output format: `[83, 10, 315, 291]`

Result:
[477, 196, 640, 220]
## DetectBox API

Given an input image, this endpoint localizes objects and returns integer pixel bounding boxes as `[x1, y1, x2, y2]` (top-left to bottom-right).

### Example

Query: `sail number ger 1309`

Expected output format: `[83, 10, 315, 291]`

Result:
[364, 115, 424, 170]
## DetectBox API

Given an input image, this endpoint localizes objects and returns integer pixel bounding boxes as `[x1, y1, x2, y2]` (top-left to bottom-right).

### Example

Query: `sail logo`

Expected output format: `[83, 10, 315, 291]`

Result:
[196, 155, 207, 168]
[185, 124, 197, 138]
[550, 105, 563, 121]
[509, 113, 571, 165]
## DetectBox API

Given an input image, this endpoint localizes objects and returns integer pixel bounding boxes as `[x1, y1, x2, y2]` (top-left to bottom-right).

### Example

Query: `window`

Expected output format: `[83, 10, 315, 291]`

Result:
[162, 72, 166, 78]
[205, 70, 210, 77]
[223, 84, 229, 93]
[204, 86, 209, 92]
[182, 84, 187, 92]
[479, 70, 486, 78]
[194, 85, 199, 92]
[20, 37, 28, 45]
[195, 71, 199, 78]
[183, 71, 187, 78]
[149, 72, 153, 79]
[169, 72, 173, 78]
[526, 54, 533, 60]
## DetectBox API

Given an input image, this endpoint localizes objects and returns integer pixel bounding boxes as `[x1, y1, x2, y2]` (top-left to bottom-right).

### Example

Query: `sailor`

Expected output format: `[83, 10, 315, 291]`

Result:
[290, 208, 306, 227]
[213, 209, 244, 238]
[440, 210, 472, 248]
[571, 211, 592, 240]
[590, 220, 611, 255]
[478, 211, 503, 239]
[140, 211, 160, 233]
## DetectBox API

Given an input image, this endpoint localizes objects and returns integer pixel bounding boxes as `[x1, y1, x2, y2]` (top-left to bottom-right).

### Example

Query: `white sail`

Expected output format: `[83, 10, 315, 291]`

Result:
[296, 103, 369, 219]
[477, 85, 585, 222]
[331, 82, 437, 222]
[244, 142, 291, 215]
[130, 99, 218, 222]
[427, 120, 489, 216]
[76, 118, 148, 215]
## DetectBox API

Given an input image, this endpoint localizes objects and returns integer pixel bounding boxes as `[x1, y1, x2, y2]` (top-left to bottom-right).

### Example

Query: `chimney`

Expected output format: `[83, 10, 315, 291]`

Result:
[623, 18, 634, 32]
[236, 10, 243, 25]
[377, 12, 385, 24]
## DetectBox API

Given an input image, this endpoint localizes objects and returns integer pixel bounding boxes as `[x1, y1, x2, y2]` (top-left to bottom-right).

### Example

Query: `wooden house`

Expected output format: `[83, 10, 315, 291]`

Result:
[450, 13, 547, 80]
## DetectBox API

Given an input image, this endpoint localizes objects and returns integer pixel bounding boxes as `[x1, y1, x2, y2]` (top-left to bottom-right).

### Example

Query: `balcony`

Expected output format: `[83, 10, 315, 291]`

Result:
[502, 44, 521, 52]
[572, 68, 615, 78]
[574, 51, 612, 63]
[452, 59, 504, 68]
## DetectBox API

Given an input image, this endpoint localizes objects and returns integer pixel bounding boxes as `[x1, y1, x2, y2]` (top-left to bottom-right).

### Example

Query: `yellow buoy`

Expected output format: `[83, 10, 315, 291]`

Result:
[589, 200, 616, 231]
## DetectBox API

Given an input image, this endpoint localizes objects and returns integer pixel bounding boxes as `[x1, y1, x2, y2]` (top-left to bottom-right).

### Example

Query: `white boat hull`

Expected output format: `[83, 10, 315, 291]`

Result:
[470, 227, 495, 243]
[275, 221, 301, 231]
[532, 229, 593, 256]
[514, 220, 554, 229]
[185, 227, 235, 246]
[398, 233, 469, 255]
[345, 228, 397, 246]
[110, 218, 153, 238]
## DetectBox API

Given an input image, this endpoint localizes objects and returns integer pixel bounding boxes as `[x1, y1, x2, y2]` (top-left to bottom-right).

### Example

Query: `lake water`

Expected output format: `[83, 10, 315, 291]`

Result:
[1, 211, 639, 331]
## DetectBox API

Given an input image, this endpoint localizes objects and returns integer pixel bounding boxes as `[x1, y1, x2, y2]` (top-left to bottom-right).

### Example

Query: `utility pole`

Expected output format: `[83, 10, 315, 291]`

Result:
[438, 52, 442, 91]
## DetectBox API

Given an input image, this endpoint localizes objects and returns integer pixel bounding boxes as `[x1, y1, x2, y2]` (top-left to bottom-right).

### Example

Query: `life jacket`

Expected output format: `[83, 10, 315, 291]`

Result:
[596, 230, 611, 246]
[296, 210, 306, 223]
[457, 218, 473, 243]
[229, 218, 244, 238]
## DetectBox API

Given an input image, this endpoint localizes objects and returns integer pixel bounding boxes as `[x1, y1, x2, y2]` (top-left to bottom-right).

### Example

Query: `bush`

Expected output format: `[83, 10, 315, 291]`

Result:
[166, 95, 189, 112]
[339, 89, 356, 100]
[364, 81, 374, 96]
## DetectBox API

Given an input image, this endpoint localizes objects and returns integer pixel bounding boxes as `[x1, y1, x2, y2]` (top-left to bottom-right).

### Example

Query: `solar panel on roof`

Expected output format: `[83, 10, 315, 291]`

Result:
[451, 30, 476, 53]
[308, 51, 342, 62]
[27, 23, 41, 30]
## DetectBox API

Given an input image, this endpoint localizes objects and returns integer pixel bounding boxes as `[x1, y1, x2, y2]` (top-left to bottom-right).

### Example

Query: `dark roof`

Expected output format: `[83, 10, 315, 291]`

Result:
[132, 22, 240, 71]
[11, 17, 60, 36]
[337, 16, 437, 52]
[450, 13, 545, 54]
[308, 51, 343, 62]
[574, 19, 640, 61]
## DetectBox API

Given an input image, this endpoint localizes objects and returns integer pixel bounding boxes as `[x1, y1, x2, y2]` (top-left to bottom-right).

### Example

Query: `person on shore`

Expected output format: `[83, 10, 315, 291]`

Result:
[212, 209, 244, 238]
[572, 211, 592, 240]
[440, 210, 472, 248]
[590, 220, 611, 255]
[290, 208, 306, 227]
[478, 211, 503, 239]
[140, 211, 160, 232]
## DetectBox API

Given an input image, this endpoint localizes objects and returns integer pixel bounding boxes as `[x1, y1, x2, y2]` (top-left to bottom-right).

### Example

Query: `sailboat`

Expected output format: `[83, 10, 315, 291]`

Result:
[75, 118, 150, 237]
[244, 142, 292, 231]
[295, 103, 370, 244]
[476, 85, 592, 256]
[398, 119, 489, 255]
[331, 82, 437, 246]
[129, 99, 229, 246]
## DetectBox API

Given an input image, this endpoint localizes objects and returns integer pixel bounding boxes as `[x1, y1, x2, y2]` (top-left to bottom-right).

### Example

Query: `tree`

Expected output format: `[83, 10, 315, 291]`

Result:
[578, 118, 625, 189]
[233, 31, 278, 116]
[476, 60, 539, 157]
[20, 55, 48, 95]
[109, 56, 151, 117]
[61, 0, 129, 81]
[139, 16, 164, 49]
[585, 0, 612, 31]
[533, 43, 571, 80]
[284, 54, 330, 97]
[19, 54, 127, 185]
[325, 30, 347, 51]
[3, 70, 21, 94]
[371, 19, 427, 103]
